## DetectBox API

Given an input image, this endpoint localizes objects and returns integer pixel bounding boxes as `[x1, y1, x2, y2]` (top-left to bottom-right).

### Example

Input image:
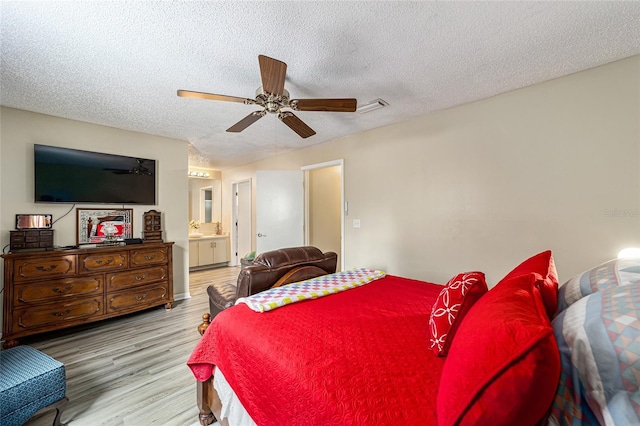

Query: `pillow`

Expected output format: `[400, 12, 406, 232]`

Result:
[428, 271, 487, 357]
[548, 284, 640, 425]
[501, 250, 559, 320]
[437, 273, 560, 426]
[557, 257, 640, 312]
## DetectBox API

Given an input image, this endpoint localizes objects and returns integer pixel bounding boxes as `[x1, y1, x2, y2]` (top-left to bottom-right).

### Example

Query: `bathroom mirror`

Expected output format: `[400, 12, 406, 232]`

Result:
[189, 177, 222, 225]
[16, 214, 53, 229]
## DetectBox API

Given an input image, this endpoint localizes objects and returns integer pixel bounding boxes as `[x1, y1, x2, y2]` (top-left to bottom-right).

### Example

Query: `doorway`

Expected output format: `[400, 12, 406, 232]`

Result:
[303, 160, 344, 271]
[236, 160, 344, 270]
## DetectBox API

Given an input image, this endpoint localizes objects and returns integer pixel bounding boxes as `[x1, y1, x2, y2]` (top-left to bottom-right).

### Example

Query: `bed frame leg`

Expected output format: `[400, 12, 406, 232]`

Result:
[197, 379, 216, 425]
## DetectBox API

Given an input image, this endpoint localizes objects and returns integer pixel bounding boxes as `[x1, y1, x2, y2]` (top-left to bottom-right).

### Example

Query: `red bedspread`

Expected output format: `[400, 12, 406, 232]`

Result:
[187, 275, 445, 425]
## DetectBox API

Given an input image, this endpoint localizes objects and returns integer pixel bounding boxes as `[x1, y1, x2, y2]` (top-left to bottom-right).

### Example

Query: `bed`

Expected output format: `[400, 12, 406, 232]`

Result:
[188, 248, 640, 425]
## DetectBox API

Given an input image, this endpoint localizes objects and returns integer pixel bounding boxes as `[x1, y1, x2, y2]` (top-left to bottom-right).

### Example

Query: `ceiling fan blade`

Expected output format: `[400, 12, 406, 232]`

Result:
[290, 98, 357, 112]
[226, 111, 266, 133]
[278, 112, 316, 138]
[258, 55, 287, 96]
[177, 90, 254, 104]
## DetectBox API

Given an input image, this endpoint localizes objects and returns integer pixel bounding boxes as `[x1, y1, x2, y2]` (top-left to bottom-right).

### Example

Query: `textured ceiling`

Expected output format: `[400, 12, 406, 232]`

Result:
[2, 1, 639, 170]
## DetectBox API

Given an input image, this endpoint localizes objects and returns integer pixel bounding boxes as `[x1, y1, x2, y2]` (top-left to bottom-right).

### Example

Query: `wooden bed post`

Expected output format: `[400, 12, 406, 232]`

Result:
[197, 379, 216, 426]
[198, 313, 211, 336]
[196, 313, 224, 426]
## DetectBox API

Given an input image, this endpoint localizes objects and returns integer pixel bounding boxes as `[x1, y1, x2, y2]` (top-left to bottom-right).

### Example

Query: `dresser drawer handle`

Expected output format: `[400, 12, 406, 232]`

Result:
[134, 293, 148, 301]
[52, 309, 72, 317]
[143, 254, 157, 260]
[52, 285, 73, 294]
[36, 264, 58, 272]
[95, 258, 113, 265]
[134, 274, 147, 281]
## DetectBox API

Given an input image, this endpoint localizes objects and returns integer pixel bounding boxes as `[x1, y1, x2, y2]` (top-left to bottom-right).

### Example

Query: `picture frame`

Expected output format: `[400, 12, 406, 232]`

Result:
[15, 213, 53, 229]
[76, 208, 133, 245]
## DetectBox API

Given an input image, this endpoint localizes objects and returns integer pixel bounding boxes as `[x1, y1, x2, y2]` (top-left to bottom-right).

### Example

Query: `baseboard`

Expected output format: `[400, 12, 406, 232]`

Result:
[174, 292, 191, 301]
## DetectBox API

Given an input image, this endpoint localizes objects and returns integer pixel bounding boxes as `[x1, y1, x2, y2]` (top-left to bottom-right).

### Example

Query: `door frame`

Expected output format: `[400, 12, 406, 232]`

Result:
[302, 159, 345, 271]
[231, 178, 252, 267]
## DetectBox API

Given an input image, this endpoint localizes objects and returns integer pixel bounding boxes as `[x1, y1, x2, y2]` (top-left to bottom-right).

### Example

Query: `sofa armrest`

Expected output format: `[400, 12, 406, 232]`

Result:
[206, 282, 239, 320]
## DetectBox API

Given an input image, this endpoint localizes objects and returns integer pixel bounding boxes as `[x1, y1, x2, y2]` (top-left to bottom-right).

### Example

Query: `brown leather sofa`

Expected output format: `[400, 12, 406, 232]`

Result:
[206, 246, 338, 320]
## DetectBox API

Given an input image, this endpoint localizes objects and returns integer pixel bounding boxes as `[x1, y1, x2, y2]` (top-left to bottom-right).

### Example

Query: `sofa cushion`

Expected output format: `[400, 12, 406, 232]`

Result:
[429, 271, 487, 357]
[252, 246, 326, 268]
[436, 273, 560, 426]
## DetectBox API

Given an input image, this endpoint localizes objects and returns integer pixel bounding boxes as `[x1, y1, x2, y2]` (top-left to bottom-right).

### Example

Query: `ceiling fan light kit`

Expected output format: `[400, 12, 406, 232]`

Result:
[178, 55, 358, 138]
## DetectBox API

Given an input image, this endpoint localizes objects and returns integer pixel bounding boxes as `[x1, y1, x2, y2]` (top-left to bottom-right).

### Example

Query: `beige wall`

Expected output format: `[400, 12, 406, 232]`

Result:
[220, 56, 640, 286]
[0, 107, 190, 333]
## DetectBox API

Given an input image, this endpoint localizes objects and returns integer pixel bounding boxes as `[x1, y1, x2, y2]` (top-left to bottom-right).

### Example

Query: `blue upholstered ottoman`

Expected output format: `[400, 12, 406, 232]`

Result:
[0, 346, 68, 426]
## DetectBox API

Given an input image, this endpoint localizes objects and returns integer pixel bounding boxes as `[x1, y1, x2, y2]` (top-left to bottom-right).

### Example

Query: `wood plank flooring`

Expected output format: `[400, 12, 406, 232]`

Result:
[21, 266, 240, 426]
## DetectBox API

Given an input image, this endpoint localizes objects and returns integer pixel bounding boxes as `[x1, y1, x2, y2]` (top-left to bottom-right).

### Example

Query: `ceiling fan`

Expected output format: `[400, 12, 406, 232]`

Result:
[177, 55, 357, 138]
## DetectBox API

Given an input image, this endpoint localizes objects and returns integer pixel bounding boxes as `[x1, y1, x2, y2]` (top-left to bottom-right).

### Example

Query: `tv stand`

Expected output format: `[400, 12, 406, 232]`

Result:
[1, 242, 174, 348]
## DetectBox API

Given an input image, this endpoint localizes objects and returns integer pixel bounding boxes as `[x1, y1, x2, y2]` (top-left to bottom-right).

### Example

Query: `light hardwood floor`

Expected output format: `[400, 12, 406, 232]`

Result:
[22, 266, 240, 426]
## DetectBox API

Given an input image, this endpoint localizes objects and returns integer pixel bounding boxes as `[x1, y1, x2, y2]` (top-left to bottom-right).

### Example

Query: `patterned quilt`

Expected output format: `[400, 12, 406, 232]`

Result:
[188, 275, 445, 426]
[236, 268, 386, 312]
[549, 257, 640, 424]
[549, 284, 640, 425]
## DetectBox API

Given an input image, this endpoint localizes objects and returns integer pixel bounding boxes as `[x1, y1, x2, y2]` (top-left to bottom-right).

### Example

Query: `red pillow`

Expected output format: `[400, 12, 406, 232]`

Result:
[501, 250, 559, 319]
[429, 271, 487, 357]
[436, 273, 560, 426]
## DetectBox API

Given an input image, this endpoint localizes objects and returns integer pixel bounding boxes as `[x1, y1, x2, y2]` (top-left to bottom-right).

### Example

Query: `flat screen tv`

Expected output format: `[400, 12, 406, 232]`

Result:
[34, 144, 156, 205]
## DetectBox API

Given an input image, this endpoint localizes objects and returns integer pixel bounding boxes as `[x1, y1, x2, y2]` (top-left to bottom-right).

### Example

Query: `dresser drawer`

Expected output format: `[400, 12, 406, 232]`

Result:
[79, 252, 127, 273]
[13, 256, 76, 282]
[13, 297, 103, 331]
[129, 247, 168, 267]
[14, 276, 103, 306]
[106, 282, 169, 313]
[106, 266, 168, 291]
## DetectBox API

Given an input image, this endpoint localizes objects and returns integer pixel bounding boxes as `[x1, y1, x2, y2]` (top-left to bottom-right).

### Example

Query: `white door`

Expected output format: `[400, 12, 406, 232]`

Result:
[256, 170, 304, 254]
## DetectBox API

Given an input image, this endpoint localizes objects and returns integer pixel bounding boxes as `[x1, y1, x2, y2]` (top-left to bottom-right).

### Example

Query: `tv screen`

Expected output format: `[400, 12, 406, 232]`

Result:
[34, 144, 156, 205]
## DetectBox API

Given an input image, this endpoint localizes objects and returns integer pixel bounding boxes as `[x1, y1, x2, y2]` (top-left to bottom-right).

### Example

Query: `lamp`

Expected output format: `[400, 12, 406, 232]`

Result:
[356, 98, 388, 114]
[618, 247, 640, 259]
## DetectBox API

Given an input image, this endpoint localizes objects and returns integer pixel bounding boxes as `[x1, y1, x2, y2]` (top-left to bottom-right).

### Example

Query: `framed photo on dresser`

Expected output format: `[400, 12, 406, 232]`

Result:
[76, 208, 133, 245]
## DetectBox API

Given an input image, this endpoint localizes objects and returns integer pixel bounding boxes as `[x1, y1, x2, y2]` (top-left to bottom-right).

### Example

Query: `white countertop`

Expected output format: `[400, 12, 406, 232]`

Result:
[189, 234, 229, 241]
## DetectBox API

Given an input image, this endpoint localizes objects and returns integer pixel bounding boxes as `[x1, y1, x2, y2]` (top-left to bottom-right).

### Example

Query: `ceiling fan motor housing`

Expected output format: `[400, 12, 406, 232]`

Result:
[256, 87, 289, 113]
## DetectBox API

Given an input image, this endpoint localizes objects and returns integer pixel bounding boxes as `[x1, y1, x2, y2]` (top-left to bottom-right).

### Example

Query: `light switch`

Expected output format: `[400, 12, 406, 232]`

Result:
[353, 219, 361, 228]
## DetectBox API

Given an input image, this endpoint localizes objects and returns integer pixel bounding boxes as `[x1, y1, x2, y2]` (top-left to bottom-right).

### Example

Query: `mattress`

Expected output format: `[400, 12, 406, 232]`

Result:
[213, 368, 257, 426]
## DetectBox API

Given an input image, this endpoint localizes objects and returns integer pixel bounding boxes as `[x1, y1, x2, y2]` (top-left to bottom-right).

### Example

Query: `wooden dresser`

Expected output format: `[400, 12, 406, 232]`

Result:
[2, 242, 174, 348]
